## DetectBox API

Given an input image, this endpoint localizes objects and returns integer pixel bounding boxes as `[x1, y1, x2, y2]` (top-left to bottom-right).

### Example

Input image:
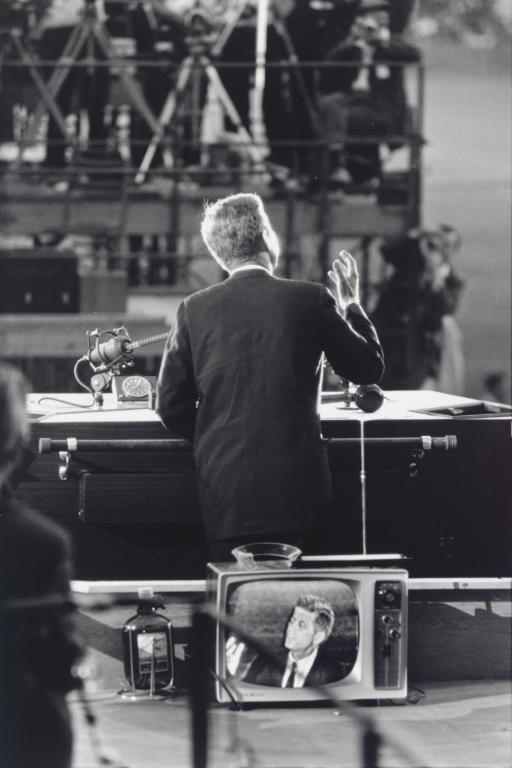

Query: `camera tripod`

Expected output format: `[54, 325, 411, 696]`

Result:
[135, 0, 269, 185]
[19, 0, 161, 162]
[135, 0, 320, 184]
[134, 37, 267, 184]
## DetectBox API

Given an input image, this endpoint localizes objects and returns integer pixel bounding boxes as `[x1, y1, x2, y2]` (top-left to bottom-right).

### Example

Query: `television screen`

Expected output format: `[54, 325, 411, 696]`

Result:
[207, 565, 408, 704]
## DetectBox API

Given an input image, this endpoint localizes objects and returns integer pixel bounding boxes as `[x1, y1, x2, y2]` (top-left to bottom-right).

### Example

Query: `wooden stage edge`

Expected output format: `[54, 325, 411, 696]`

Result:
[72, 576, 512, 594]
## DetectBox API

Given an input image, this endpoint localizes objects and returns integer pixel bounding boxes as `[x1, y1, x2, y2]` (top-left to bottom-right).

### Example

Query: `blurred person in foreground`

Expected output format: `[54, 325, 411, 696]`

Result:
[0, 364, 83, 768]
[156, 192, 384, 560]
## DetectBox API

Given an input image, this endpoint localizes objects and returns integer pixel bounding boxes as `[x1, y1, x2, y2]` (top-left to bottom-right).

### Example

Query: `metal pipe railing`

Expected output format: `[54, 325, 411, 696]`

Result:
[38, 435, 457, 454]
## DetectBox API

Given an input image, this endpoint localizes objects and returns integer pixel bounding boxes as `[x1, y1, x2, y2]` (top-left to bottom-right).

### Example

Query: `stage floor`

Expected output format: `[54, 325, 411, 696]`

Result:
[69, 679, 511, 768]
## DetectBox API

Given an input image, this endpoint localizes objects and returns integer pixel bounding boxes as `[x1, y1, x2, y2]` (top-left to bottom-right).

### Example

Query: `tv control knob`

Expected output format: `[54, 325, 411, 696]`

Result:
[381, 615, 393, 624]
[390, 629, 401, 640]
[378, 588, 399, 604]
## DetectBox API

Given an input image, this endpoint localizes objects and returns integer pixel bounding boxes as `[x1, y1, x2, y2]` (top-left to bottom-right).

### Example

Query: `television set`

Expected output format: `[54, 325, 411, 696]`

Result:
[206, 564, 408, 704]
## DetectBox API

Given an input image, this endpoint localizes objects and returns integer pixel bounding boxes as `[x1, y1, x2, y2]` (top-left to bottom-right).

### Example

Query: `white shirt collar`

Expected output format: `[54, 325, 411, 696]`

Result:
[281, 648, 319, 688]
[229, 264, 272, 276]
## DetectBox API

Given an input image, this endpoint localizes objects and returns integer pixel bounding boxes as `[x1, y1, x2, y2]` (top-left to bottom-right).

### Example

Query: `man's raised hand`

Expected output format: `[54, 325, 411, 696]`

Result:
[328, 250, 361, 312]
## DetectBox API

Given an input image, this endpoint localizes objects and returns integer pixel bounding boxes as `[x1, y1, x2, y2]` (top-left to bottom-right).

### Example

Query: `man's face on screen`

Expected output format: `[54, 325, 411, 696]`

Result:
[284, 606, 324, 658]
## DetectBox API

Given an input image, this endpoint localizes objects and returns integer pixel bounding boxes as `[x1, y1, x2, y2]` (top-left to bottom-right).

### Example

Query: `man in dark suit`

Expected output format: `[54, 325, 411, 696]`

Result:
[156, 192, 384, 559]
[0, 364, 83, 768]
[319, 1, 420, 184]
[232, 594, 342, 687]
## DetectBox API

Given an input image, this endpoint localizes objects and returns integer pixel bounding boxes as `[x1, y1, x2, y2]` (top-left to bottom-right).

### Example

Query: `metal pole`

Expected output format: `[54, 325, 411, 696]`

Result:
[252, 0, 269, 148]
[360, 419, 367, 555]
[37, 435, 457, 454]
[191, 610, 210, 768]
[362, 727, 381, 768]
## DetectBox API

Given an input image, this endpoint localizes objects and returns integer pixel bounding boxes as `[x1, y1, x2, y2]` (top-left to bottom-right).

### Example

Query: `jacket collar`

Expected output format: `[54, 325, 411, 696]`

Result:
[228, 267, 273, 281]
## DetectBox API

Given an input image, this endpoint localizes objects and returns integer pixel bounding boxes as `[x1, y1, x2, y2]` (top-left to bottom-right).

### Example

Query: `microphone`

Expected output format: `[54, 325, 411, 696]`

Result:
[337, 380, 385, 413]
[84, 327, 169, 381]
[76, 326, 168, 402]
[88, 333, 132, 368]
[88, 331, 169, 366]
[353, 384, 385, 413]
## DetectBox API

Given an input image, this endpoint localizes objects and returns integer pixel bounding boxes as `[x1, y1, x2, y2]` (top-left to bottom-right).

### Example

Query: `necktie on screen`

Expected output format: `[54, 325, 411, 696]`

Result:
[286, 661, 297, 688]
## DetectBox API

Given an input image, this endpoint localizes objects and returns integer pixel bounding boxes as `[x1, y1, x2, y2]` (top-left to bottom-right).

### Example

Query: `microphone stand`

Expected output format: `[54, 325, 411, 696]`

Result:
[75, 325, 168, 407]
[359, 418, 367, 555]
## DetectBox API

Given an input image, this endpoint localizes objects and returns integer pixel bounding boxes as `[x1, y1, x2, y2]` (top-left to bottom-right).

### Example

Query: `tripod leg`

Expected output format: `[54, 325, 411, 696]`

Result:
[12, 34, 70, 143]
[135, 57, 194, 185]
[202, 58, 267, 167]
[92, 22, 161, 136]
[211, 0, 252, 57]
[22, 23, 88, 147]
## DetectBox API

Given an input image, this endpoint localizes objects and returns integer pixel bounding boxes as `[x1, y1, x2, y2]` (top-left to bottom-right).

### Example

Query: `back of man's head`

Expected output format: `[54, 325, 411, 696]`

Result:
[200, 193, 269, 271]
[0, 364, 29, 487]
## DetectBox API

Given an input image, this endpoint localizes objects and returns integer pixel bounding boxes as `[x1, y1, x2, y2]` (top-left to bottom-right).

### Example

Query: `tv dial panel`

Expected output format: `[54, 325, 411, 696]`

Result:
[374, 581, 405, 689]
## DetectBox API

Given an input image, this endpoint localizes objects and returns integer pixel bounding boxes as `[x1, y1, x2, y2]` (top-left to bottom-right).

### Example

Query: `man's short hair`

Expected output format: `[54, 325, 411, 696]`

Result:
[295, 594, 335, 639]
[200, 192, 269, 271]
[0, 364, 29, 482]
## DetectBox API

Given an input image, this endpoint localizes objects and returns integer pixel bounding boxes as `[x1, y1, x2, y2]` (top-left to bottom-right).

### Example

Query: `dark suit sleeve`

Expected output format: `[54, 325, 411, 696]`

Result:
[155, 300, 198, 442]
[382, 39, 421, 63]
[243, 653, 283, 686]
[305, 646, 344, 686]
[318, 287, 385, 384]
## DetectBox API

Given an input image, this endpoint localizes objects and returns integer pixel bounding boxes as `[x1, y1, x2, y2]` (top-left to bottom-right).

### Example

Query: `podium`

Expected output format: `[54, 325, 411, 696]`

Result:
[21, 390, 512, 579]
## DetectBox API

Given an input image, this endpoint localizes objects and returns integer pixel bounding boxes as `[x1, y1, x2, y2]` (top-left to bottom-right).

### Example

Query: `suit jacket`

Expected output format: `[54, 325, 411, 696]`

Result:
[242, 646, 343, 688]
[0, 495, 82, 768]
[156, 270, 384, 541]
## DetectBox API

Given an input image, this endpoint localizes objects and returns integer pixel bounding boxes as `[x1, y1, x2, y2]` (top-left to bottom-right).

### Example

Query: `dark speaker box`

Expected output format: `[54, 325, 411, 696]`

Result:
[79, 270, 127, 313]
[0, 249, 79, 313]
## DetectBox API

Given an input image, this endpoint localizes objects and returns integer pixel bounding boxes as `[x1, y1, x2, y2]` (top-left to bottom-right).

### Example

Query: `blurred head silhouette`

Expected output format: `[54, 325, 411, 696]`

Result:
[0, 364, 29, 490]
